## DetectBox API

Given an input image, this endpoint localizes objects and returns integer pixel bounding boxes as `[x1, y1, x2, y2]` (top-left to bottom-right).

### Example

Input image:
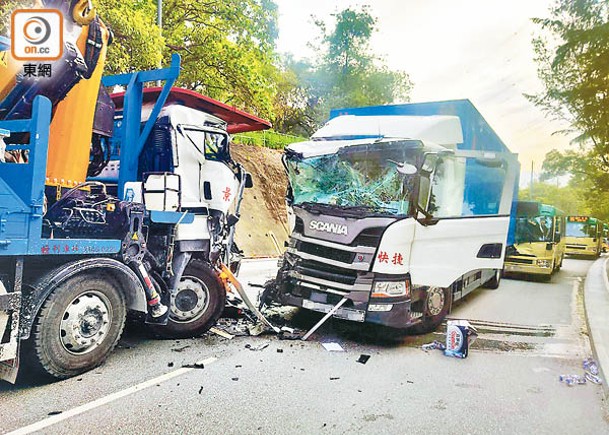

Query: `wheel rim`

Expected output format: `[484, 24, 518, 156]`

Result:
[427, 287, 445, 316]
[59, 291, 112, 354]
[170, 276, 210, 323]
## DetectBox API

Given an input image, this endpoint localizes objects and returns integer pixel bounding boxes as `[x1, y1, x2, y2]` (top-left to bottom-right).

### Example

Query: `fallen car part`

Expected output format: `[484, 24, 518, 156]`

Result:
[301, 297, 349, 341]
[218, 263, 280, 333]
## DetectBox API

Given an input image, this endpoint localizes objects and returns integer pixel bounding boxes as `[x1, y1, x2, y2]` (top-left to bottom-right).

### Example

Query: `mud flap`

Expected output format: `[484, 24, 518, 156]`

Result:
[0, 282, 21, 383]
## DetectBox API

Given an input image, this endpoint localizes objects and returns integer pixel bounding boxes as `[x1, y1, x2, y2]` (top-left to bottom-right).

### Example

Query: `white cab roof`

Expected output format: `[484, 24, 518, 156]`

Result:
[312, 115, 464, 147]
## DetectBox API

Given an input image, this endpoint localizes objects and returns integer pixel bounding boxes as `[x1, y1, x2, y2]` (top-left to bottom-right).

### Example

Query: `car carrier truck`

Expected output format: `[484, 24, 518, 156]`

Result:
[262, 100, 519, 334]
[0, 1, 269, 383]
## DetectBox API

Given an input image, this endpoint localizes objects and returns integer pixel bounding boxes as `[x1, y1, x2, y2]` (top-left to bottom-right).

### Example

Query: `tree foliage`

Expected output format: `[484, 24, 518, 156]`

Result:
[532, 0, 609, 217]
[160, 0, 279, 117]
[274, 6, 412, 136]
[518, 181, 590, 216]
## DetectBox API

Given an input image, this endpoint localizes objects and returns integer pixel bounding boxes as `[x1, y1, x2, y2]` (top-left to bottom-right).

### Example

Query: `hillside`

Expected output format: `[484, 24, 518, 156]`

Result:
[231, 143, 290, 257]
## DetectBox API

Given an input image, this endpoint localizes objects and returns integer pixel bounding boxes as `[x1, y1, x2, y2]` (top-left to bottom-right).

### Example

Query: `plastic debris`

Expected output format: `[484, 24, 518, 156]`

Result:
[172, 345, 191, 353]
[583, 357, 599, 376]
[444, 320, 478, 359]
[559, 374, 586, 386]
[321, 342, 344, 352]
[330, 377, 340, 381]
[357, 354, 371, 364]
[585, 373, 603, 385]
[198, 386, 204, 394]
[232, 377, 239, 381]
[421, 341, 446, 352]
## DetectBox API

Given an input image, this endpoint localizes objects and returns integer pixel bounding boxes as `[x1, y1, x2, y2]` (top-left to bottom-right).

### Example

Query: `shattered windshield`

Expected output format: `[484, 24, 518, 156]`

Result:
[285, 141, 419, 216]
[515, 215, 554, 243]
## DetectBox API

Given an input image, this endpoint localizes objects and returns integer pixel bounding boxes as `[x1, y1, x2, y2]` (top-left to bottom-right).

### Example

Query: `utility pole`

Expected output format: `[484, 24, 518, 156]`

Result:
[530, 160, 534, 200]
[157, 0, 163, 86]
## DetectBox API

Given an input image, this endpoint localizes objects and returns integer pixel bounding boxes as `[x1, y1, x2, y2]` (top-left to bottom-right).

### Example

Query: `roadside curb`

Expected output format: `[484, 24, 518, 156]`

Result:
[583, 256, 609, 398]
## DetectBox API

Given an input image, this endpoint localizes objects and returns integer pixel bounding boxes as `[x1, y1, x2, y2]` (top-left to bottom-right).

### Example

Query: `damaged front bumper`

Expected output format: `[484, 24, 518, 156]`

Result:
[275, 262, 417, 329]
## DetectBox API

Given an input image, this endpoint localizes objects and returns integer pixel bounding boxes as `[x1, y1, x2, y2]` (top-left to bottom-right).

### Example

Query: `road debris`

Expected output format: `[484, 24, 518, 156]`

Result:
[357, 354, 371, 364]
[444, 320, 478, 359]
[198, 386, 204, 394]
[47, 411, 62, 416]
[182, 362, 205, 369]
[302, 297, 349, 340]
[321, 342, 344, 352]
[232, 377, 239, 381]
[330, 377, 340, 381]
[245, 343, 269, 351]
[168, 362, 174, 367]
[559, 374, 587, 386]
[421, 341, 446, 352]
[583, 357, 603, 385]
[277, 348, 284, 353]
[209, 327, 235, 339]
[172, 345, 192, 353]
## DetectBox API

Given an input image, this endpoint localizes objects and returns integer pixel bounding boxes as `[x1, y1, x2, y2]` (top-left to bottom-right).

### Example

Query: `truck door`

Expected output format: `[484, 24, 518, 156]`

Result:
[409, 150, 518, 288]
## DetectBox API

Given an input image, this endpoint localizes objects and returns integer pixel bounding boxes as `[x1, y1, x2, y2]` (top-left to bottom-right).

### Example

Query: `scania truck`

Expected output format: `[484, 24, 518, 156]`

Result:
[263, 100, 519, 333]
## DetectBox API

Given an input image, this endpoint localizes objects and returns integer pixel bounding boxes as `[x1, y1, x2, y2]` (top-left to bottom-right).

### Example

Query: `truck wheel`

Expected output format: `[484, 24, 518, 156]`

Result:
[154, 260, 225, 338]
[483, 269, 501, 289]
[23, 273, 126, 380]
[408, 286, 451, 335]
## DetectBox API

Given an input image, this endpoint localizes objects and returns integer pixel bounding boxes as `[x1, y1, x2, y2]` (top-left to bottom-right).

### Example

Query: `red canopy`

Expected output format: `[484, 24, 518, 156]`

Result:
[111, 87, 272, 134]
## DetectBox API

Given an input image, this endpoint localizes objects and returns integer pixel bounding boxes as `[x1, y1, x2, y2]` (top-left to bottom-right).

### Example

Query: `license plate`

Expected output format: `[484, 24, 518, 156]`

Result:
[302, 299, 365, 322]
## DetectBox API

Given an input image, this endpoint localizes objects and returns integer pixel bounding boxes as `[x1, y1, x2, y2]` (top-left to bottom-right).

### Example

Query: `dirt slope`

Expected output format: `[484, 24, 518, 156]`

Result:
[231, 143, 290, 257]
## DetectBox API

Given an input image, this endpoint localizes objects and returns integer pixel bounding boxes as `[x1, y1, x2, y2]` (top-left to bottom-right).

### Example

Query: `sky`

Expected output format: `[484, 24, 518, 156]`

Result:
[274, 0, 572, 186]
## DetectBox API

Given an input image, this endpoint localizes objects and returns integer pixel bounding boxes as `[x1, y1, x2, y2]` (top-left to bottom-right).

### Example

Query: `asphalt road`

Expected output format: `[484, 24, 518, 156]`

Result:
[1, 257, 607, 434]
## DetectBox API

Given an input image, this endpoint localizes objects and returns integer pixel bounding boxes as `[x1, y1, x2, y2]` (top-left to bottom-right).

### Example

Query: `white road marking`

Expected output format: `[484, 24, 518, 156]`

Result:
[7, 357, 217, 435]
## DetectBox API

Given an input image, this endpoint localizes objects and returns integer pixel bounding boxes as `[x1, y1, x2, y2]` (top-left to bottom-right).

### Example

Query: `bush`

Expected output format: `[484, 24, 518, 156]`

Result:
[232, 130, 307, 150]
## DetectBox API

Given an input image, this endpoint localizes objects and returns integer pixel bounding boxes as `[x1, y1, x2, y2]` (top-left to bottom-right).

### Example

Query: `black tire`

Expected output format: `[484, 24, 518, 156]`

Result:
[483, 269, 502, 289]
[22, 272, 126, 380]
[557, 255, 564, 270]
[152, 260, 225, 339]
[408, 286, 451, 335]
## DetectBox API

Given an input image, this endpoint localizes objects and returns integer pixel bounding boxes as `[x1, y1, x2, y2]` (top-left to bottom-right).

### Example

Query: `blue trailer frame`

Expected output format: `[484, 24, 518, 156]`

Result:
[0, 54, 188, 258]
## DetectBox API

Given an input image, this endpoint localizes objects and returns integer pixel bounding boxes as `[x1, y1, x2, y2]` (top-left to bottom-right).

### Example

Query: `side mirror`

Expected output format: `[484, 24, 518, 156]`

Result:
[245, 173, 254, 188]
[227, 214, 240, 227]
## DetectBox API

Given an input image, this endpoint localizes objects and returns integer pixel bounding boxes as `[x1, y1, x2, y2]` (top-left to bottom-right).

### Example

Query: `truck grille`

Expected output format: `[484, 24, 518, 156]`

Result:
[294, 259, 358, 285]
[351, 227, 384, 247]
[567, 245, 586, 250]
[296, 241, 354, 264]
[507, 258, 534, 265]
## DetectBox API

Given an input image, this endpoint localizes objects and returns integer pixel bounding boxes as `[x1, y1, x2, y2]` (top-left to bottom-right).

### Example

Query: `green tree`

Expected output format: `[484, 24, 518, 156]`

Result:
[530, 0, 609, 214]
[276, 6, 412, 136]
[160, 0, 279, 117]
[97, 0, 164, 74]
[316, 7, 411, 110]
[518, 181, 590, 216]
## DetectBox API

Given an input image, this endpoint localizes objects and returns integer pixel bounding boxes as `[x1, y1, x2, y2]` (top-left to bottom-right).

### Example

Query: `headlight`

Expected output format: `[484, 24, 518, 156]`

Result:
[372, 281, 409, 298]
[536, 259, 551, 268]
